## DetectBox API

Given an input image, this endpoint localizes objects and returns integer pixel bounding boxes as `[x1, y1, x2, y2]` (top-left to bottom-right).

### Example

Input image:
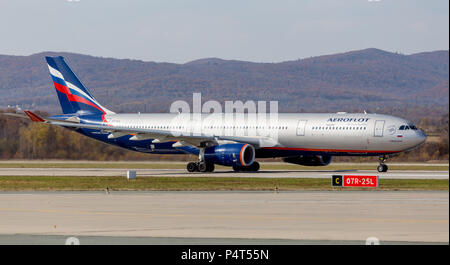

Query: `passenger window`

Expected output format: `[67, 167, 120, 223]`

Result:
[405, 126, 410, 130]
[399, 125, 405, 130]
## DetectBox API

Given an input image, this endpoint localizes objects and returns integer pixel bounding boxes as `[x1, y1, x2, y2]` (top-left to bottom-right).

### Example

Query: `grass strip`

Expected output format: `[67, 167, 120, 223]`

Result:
[0, 176, 447, 191]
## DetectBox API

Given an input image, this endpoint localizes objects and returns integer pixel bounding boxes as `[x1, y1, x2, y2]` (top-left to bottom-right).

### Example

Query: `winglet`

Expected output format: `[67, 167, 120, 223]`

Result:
[24, 110, 45, 123]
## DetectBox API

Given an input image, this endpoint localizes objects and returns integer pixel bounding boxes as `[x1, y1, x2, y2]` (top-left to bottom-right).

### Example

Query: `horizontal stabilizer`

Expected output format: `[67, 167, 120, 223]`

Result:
[0, 112, 29, 119]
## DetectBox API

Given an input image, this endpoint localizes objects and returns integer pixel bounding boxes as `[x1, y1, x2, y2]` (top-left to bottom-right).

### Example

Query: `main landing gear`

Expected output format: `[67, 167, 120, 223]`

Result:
[186, 146, 260, 173]
[377, 155, 388, 173]
[186, 161, 261, 173]
[187, 161, 215, 172]
[187, 147, 215, 172]
[232, 161, 260, 172]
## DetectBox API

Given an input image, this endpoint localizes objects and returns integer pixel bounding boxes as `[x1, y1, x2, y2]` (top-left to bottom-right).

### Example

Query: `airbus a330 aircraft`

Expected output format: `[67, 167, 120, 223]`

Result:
[12, 56, 427, 173]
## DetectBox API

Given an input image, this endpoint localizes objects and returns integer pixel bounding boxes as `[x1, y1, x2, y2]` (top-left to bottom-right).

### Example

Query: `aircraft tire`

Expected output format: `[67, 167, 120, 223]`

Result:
[206, 163, 215, 172]
[250, 161, 260, 172]
[232, 165, 242, 172]
[187, 162, 197, 172]
[198, 162, 208, 172]
[377, 164, 388, 173]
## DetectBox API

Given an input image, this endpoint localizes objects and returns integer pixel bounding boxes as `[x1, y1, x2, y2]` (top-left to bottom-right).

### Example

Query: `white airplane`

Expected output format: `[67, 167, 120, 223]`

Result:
[15, 56, 427, 173]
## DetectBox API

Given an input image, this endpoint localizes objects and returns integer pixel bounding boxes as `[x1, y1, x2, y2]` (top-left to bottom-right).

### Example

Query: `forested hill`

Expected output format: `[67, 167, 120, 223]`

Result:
[0, 48, 448, 119]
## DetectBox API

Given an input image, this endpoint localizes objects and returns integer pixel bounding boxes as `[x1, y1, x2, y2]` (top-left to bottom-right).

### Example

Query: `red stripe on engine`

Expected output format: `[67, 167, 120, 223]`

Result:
[239, 144, 248, 166]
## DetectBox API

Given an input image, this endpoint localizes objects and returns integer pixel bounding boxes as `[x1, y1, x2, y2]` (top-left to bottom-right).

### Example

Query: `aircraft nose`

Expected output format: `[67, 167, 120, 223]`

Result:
[416, 130, 427, 145]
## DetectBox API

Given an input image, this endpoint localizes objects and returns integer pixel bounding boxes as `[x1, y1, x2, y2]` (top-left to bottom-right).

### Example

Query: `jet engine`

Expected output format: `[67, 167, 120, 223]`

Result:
[204, 143, 255, 167]
[282, 155, 332, 166]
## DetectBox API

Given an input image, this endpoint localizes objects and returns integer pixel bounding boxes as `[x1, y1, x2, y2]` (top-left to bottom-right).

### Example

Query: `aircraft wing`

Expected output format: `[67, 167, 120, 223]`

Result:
[21, 111, 277, 148]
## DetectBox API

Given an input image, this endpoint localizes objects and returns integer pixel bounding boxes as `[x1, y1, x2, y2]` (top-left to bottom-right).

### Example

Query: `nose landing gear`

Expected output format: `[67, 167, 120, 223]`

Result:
[377, 155, 388, 172]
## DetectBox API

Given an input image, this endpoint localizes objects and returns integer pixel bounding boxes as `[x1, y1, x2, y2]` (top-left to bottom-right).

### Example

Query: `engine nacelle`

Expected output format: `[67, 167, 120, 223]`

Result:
[282, 155, 332, 166]
[204, 143, 255, 167]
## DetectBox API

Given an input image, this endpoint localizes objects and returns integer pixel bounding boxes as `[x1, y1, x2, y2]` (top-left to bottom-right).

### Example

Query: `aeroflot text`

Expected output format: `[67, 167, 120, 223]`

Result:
[327, 118, 370, 122]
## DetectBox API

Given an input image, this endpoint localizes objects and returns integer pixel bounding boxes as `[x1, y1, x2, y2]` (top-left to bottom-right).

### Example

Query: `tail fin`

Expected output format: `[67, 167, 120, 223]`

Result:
[45, 56, 114, 115]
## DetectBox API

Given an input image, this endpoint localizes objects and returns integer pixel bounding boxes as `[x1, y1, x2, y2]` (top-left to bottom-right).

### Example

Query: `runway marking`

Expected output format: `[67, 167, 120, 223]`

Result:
[0, 207, 447, 225]
[0, 207, 294, 221]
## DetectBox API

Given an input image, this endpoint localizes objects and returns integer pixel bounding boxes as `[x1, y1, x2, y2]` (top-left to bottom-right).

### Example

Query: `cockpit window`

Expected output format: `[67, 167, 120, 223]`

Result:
[399, 124, 418, 130]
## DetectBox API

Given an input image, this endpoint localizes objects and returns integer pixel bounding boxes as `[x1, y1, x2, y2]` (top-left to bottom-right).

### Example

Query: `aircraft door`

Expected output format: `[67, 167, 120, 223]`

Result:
[374, 120, 385, 137]
[296, 120, 307, 136]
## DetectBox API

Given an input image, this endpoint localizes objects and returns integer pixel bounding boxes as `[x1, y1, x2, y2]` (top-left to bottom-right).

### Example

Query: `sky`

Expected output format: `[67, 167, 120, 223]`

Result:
[0, 0, 448, 63]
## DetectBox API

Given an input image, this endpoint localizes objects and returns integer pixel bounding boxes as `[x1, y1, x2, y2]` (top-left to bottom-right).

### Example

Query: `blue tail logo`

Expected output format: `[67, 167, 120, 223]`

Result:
[45, 56, 114, 115]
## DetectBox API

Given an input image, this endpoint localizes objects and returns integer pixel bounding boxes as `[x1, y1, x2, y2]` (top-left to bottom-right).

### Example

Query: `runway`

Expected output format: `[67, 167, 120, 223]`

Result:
[0, 191, 448, 244]
[0, 167, 448, 179]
